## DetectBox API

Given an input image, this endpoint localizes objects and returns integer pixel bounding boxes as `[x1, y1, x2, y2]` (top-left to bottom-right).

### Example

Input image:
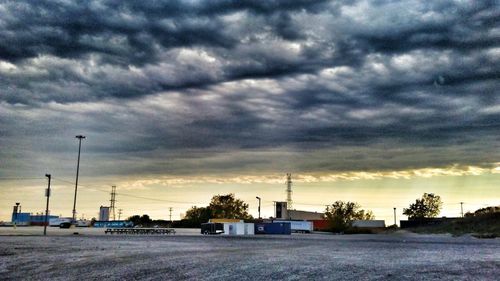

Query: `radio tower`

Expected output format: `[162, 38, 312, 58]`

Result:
[286, 173, 293, 210]
[110, 185, 117, 221]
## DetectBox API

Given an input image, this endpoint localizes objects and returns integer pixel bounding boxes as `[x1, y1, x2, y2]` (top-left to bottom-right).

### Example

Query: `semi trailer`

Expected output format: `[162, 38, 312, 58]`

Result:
[274, 220, 313, 233]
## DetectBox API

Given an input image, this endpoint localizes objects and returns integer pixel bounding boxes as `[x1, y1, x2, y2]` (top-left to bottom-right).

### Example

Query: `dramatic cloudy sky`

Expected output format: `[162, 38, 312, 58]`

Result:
[0, 0, 498, 222]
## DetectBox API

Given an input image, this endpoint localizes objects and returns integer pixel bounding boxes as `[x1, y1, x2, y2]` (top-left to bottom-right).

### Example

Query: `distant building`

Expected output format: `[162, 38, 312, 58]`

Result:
[287, 210, 324, 220]
[30, 214, 59, 226]
[11, 206, 58, 226]
[11, 212, 30, 225]
[275, 202, 288, 219]
[352, 220, 385, 228]
[274, 202, 324, 220]
[99, 206, 110, 221]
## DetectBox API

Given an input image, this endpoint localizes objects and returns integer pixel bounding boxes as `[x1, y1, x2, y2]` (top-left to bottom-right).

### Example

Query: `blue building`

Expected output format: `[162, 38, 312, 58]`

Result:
[11, 209, 59, 226]
[30, 214, 59, 226]
[94, 220, 134, 228]
[11, 212, 30, 225]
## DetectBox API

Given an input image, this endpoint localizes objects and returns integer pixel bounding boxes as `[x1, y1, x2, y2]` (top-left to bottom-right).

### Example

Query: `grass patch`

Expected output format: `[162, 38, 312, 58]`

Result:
[408, 212, 500, 237]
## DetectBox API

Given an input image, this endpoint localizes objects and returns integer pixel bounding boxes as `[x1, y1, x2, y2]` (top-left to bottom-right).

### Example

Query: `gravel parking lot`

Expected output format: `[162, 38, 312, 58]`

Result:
[0, 227, 498, 280]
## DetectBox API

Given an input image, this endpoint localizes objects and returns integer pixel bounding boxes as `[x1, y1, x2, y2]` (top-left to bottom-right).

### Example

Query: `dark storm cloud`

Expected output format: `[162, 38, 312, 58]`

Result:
[0, 0, 499, 176]
[1, 0, 497, 102]
[0, 0, 333, 63]
[0, 0, 358, 104]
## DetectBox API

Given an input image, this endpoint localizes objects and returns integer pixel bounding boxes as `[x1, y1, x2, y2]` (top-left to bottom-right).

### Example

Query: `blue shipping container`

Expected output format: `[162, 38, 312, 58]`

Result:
[254, 222, 291, 235]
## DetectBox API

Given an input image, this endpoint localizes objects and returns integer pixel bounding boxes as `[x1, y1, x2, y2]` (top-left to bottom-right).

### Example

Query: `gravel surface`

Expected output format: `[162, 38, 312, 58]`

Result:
[0, 228, 498, 280]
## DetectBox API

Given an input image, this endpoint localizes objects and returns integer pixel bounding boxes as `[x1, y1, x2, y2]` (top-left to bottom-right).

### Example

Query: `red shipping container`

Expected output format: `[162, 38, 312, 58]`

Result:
[312, 220, 330, 231]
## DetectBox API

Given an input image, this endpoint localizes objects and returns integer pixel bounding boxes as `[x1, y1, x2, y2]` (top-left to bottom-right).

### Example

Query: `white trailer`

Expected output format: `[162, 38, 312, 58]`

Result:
[274, 220, 313, 233]
[49, 217, 71, 227]
[244, 223, 254, 235]
[223, 223, 246, 235]
[222, 223, 254, 235]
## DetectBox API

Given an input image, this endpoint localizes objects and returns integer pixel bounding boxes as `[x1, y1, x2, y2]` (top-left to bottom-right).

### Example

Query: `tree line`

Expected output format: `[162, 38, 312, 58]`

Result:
[127, 192, 476, 232]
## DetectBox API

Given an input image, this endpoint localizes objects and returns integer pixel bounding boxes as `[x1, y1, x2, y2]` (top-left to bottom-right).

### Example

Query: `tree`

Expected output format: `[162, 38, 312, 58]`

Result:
[182, 194, 253, 227]
[403, 193, 442, 220]
[465, 206, 499, 217]
[127, 214, 152, 226]
[324, 201, 375, 232]
[209, 193, 253, 219]
[184, 206, 212, 226]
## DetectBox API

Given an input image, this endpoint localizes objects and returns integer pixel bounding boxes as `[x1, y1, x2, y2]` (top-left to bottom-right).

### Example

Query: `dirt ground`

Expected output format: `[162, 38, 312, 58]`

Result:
[0, 227, 498, 280]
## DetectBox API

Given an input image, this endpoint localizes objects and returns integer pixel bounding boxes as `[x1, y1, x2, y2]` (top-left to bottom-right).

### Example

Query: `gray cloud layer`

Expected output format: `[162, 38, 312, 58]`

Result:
[0, 0, 499, 177]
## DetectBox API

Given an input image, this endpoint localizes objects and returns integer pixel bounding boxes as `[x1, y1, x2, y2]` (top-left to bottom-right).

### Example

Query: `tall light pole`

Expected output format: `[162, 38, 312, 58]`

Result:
[44, 174, 51, 235]
[256, 196, 261, 219]
[72, 135, 86, 223]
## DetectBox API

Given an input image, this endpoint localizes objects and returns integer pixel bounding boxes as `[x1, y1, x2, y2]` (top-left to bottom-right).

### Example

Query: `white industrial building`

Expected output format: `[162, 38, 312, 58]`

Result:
[275, 202, 324, 220]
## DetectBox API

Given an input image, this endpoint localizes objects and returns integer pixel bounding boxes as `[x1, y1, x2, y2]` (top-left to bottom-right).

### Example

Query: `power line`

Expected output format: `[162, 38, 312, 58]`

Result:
[52, 177, 110, 193]
[0, 177, 44, 180]
[41, 177, 500, 211]
[51, 177, 203, 205]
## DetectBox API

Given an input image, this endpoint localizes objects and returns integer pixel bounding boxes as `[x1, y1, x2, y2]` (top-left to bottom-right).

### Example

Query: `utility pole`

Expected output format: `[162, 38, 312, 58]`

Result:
[256, 197, 261, 219]
[169, 207, 173, 222]
[118, 209, 123, 220]
[44, 174, 51, 236]
[72, 135, 86, 223]
[393, 207, 397, 226]
[460, 202, 464, 218]
[110, 185, 117, 221]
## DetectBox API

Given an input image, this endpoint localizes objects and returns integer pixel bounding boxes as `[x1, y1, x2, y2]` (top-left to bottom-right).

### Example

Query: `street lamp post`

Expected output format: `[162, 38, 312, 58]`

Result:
[72, 135, 86, 223]
[393, 207, 397, 226]
[44, 174, 51, 235]
[256, 196, 261, 219]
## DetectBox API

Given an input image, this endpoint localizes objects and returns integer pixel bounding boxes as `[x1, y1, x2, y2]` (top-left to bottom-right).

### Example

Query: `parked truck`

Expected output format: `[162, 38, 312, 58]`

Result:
[201, 222, 224, 235]
[49, 217, 72, 227]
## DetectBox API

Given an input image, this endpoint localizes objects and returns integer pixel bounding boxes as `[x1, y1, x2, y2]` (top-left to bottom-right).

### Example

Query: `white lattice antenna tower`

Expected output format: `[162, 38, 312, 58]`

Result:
[110, 185, 117, 221]
[286, 173, 293, 210]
